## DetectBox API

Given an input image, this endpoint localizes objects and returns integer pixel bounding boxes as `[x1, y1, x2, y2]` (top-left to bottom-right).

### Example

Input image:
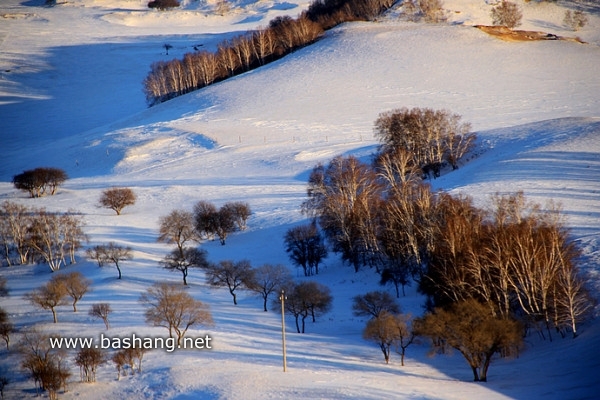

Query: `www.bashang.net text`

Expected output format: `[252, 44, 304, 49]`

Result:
[49, 333, 212, 353]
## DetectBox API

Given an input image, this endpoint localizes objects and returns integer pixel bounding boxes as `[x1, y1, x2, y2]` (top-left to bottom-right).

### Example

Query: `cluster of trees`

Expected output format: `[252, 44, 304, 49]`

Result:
[302, 106, 594, 359]
[304, 147, 594, 338]
[374, 107, 476, 178]
[12, 167, 68, 198]
[13, 327, 148, 399]
[354, 292, 521, 382]
[202, 260, 292, 311]
[143, 0, 395, 105]
[304, 0, 395, 29]
[302, 107, 475, 275]
[17, 329, 70, 400]
[356, 292, 415, 365]
[278, 280, 332, 333]
[148, 0, 180, 10]
[0, 201, 87, 271]
[173, 253, 333, 333]
[421, 191, 595, 339]
[155, 202, 251, 285]
[24, 271, 91, 323]
[193, 201, 251, 245]
[283, 221, 328, 276]
[5, 279, 212, 397]
[144, 16, 323, 104]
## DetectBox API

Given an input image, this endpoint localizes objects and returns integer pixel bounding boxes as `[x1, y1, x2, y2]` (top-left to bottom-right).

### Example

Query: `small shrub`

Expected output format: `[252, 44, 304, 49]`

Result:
[563, 10, 588, 31]
[420, 0, 447, 23]
[74, 348, 106, 383]
[491, 0, 522, 29]
[0, 277, 8, 297]
[215, 0, 231, 16]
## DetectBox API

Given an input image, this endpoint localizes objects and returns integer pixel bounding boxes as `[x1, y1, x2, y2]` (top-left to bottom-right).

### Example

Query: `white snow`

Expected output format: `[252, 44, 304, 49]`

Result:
[0, 0, 599, 399]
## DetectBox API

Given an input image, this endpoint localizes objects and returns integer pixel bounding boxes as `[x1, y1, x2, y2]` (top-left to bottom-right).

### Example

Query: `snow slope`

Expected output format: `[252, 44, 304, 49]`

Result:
[1, 0, 599, 399]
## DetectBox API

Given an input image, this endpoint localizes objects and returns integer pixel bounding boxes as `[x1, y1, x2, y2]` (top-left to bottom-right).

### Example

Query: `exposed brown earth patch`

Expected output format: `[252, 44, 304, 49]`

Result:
[475, 25, 585, 43]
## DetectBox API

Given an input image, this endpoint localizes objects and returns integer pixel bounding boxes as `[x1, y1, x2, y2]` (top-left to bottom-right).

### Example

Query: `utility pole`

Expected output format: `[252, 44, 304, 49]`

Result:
[280, 289, 287, 372]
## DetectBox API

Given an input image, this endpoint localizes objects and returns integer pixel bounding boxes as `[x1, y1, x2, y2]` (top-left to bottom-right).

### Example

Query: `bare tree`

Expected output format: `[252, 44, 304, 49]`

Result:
[25, 277, 68, 323]
[245, 264, 293, 312]
[56, 271, 90, 312]
[61, 211, 88, 265]
[363, 311, 404, 364]
[74, 348, 106, 383]
[0, 201, 33, 265]
[0, 307, 13, 350]
[253, 27, 276, 65]
[144, 61, 170, 104]
[214, 205, 237, 245]
[491, 0, 522, 29]
[374, 148, 421, 190]
[139, 282, 213, 346]
[197, 51, 220, 87]
[89, 303, 112, 330]
[86, 242, 133, 279]
[217, 40, 239, 77]
[157, 209, 200, 256]
[161, 247, 208, 285]
[112, 350, 128, 380]
[415, 299, 522, 382]
[554, 264, 595, 338]
[222, 201, 251, 231]
[193, 200, 219, 240]
[204, 260, 254, 305]
[233, 34, 255, 71]
[44, 168, 68, 196]
[394, 313, 416, 366]
[98, 187, 136, 215]
[28, 209, 70, 272]
[352, 291, 400, 319]
[284, 221, 328, 276]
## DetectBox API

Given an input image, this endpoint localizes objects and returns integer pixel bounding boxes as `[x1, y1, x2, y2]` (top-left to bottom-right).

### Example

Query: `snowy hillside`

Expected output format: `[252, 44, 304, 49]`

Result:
[1, 0, 599, 399]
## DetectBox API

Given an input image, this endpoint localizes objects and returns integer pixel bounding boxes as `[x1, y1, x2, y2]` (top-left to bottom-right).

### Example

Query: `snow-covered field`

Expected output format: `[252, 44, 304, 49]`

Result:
[1, 0, 599, 398]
